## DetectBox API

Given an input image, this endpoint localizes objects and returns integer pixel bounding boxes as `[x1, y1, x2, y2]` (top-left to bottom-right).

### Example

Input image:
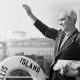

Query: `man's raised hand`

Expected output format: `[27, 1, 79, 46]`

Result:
[22, 4, 37, 22]
[23, 4, 32, 16]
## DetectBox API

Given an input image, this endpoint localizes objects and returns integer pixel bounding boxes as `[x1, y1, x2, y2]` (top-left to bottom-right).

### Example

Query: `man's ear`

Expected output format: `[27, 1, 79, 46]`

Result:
[70, 18, 74, 24]
[68, 17, 74, 24]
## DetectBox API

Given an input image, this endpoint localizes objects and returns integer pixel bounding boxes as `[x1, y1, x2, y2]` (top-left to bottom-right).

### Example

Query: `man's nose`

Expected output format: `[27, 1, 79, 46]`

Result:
[59, 22, 63, 26]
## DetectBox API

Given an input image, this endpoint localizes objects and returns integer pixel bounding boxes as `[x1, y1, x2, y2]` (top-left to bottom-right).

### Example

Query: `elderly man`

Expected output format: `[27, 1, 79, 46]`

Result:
[23, 4, 80, 80]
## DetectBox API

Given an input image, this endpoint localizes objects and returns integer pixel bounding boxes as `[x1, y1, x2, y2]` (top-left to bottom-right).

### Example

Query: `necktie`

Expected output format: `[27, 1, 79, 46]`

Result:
[59, 32, 66, 50]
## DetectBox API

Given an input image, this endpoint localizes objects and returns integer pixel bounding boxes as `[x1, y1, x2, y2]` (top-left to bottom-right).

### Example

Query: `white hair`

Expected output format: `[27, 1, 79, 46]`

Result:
[62, 9, 77, 24]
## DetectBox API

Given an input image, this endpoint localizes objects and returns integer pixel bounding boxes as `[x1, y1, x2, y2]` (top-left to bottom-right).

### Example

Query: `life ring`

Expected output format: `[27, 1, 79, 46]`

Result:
[0, 56, 46, 80]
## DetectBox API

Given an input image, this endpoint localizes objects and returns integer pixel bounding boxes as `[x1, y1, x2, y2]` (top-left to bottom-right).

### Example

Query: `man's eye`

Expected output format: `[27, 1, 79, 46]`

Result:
[59, 18, 65, 21]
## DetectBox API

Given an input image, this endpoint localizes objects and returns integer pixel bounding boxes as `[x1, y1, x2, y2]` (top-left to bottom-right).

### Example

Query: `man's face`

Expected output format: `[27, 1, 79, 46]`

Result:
[58, 12, 71, 31]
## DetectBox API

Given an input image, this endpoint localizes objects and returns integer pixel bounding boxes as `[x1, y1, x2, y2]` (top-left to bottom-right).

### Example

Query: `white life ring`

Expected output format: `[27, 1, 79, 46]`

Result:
[0, 56, 46, 80]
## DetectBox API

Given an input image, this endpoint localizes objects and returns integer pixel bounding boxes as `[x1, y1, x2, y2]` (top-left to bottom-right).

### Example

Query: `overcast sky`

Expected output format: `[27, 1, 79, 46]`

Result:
[0, 0, 80, 40]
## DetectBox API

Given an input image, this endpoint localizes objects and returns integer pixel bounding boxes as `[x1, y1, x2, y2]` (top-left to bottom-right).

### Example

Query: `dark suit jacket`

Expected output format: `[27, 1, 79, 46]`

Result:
[34, 19, 80, 80]
[34, 19, 80, 61]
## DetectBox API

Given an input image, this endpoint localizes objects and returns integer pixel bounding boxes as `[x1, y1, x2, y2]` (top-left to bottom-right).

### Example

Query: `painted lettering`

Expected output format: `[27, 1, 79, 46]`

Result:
[36, 67, 40, 73]
[33, 65, 37, 71]
[29, 63, 33, 69]
[1, 66, 8, 73]
[20, 58, 40, 73]
[25, 61, 29, 67]
[22, 58, 26, 65]
[0, 66, 8, 80]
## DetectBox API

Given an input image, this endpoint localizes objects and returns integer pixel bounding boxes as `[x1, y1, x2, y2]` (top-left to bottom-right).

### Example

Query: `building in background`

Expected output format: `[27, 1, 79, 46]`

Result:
[0, 37, 55, 79]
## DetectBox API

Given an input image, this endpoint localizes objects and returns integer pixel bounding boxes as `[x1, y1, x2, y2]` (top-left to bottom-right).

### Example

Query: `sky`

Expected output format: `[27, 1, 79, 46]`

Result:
[0, 0, 80, 40]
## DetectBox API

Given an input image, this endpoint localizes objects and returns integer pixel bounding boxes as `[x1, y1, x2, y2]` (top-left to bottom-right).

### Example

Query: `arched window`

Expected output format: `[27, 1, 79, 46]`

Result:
[6, 69, 32, 80]
[9, 69, 31, 76]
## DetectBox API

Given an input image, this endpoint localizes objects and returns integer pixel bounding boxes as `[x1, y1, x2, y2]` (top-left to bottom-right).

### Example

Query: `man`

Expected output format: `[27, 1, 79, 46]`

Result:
[23, 4, 80, 80]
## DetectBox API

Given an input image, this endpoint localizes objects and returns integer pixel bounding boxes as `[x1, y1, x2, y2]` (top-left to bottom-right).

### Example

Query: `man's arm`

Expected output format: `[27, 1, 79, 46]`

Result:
[53, 60, 80, 77]
[63, 61, 80, 77]
[22, 4, 58, 40]
[23, 4, 37, 22]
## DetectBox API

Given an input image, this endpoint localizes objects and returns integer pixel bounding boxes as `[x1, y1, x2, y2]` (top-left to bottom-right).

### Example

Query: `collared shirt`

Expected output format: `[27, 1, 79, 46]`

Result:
[60, 28, 76, 48]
